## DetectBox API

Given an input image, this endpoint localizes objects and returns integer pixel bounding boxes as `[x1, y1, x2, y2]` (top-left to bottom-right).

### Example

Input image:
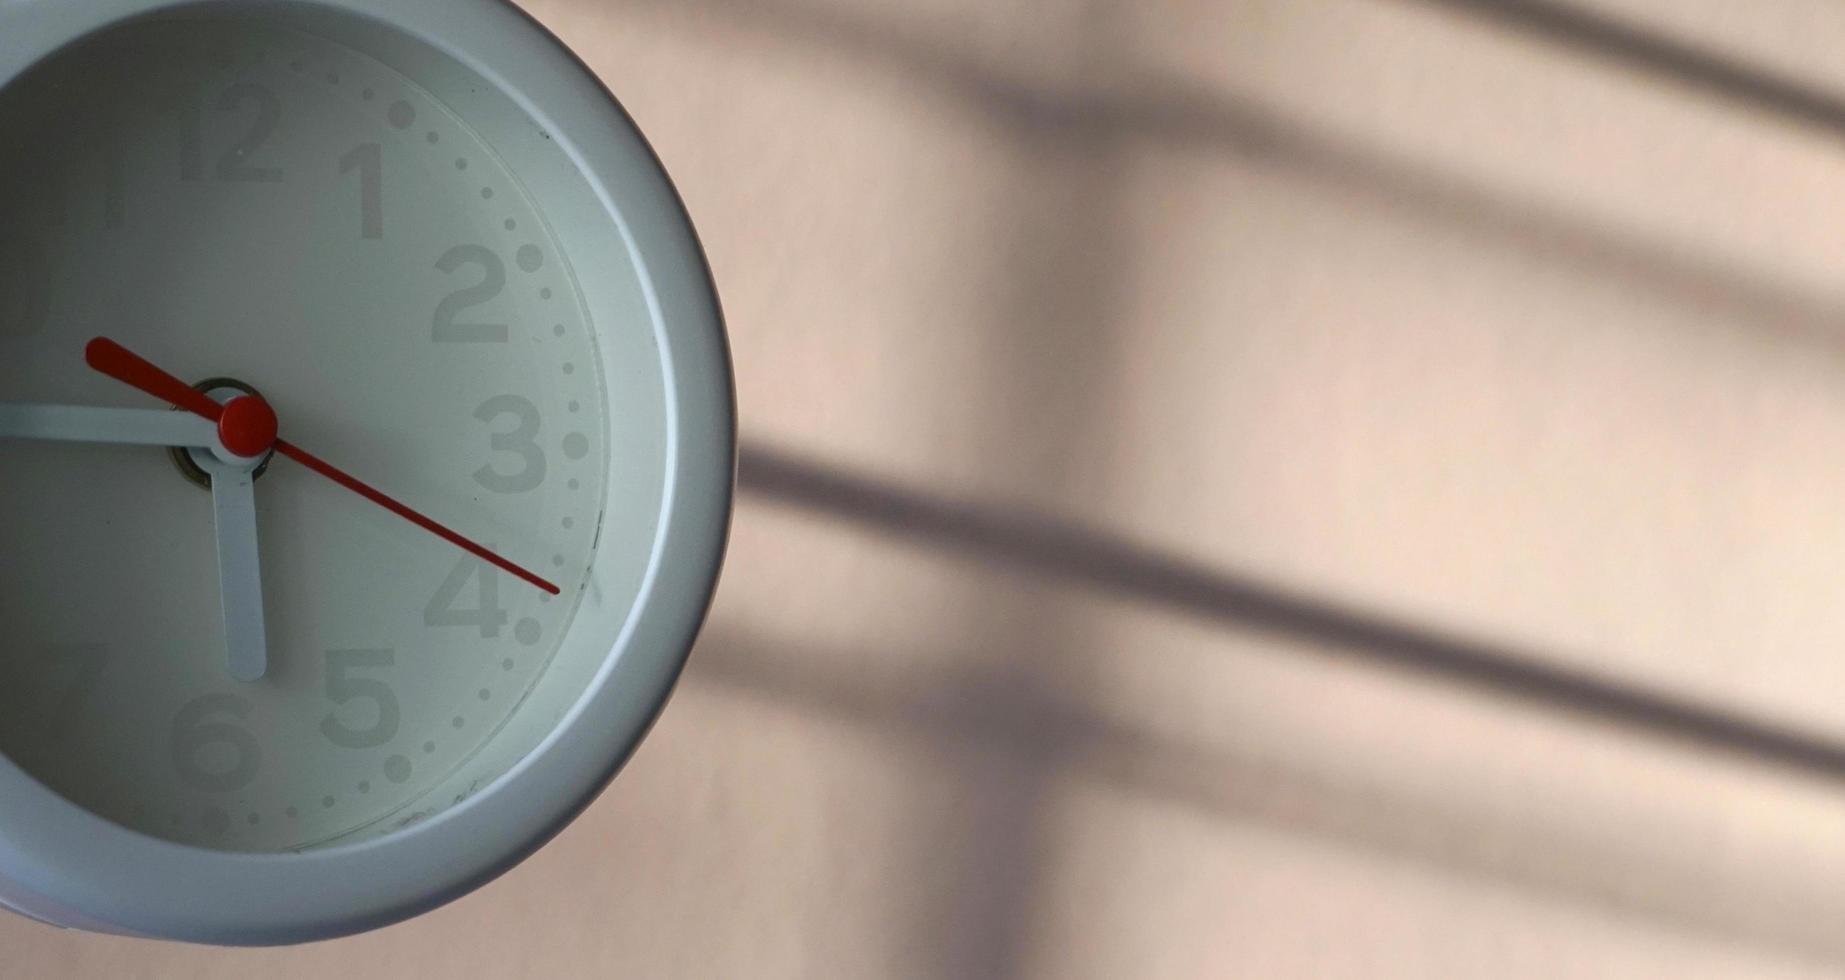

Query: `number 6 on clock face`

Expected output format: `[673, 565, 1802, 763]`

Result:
[0, 0, 731, 945]
[170, 693, 259, 794]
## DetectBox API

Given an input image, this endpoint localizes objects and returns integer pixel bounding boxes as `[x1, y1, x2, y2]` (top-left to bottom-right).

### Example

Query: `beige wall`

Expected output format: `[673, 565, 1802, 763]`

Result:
[14, 0, 1845, 975]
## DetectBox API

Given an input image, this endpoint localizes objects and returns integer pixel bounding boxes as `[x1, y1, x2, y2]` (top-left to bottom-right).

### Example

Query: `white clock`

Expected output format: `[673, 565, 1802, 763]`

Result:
[0, 0, 733, 944]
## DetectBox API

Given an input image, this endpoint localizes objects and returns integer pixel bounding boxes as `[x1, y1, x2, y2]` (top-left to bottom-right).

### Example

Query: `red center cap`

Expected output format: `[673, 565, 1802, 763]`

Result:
[218, 395, 278, 458]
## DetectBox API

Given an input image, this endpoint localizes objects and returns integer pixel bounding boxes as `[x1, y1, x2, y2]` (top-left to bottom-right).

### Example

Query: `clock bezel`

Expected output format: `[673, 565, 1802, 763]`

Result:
[0, 0, 734, 944]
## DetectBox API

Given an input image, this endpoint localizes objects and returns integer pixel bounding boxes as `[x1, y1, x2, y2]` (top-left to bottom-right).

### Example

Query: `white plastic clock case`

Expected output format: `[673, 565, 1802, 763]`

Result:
[0, 0, 733, 944]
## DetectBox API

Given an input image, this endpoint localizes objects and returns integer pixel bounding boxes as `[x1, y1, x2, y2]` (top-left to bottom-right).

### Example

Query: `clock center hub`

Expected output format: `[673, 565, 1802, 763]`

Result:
[170, 377, 276, 489]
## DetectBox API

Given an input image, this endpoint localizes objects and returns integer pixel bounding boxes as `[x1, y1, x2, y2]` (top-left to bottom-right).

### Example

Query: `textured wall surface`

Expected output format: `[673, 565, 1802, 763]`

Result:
[12, 0, 1845, 975]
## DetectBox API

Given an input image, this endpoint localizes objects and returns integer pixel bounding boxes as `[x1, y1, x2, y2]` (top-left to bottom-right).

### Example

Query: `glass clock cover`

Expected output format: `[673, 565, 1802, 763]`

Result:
[0, 0, 730, 944]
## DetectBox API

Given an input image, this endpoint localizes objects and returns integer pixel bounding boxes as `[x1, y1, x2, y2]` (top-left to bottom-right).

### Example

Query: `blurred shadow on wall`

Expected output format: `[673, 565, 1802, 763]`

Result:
[868, 1, 1136, 972]
[737, 444, 1845, 789]
[597, 0, 1845, 971]
[628, 0, 1845, 350]
[1406, 0, 1845, 138]
[725, 447, 1845, 968]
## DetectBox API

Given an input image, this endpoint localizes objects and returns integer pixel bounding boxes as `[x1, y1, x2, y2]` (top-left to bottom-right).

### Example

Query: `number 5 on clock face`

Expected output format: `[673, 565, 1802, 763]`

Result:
[321, 650, 399, 750]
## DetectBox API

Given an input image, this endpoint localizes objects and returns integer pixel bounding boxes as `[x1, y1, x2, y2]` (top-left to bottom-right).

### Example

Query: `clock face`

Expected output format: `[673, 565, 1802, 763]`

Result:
[0, 14, 656, 853]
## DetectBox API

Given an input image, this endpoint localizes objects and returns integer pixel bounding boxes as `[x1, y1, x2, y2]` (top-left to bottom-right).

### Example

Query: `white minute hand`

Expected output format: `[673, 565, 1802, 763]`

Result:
[2, 399, 271, 680]
[202, 455, 268, 682]
[0, 402, 220, 447]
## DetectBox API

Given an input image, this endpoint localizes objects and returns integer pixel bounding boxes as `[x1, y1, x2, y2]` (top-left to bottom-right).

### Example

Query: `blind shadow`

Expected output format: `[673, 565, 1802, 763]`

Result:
[726, 449, 1845, 965]
[590, 0, 1845, 968]
[1405, 0, 1845, 138]
[740, 444, 1845, 788]
[876, 2, 1136, 972]
[690, 615, 1845, 966]
[615, 0, 1845, 355]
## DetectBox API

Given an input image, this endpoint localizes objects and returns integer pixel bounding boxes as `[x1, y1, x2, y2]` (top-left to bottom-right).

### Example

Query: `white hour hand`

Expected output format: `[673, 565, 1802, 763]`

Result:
[0, 403, 219, 448]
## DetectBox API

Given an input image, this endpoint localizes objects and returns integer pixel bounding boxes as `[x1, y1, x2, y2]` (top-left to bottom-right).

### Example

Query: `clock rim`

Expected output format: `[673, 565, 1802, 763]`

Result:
[0, 0, 734, 944]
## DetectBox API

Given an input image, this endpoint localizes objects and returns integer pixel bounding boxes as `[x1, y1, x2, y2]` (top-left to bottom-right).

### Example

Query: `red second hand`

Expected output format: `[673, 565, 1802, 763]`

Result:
[86, 337, 561, 596]
[270, 439, 559, 594]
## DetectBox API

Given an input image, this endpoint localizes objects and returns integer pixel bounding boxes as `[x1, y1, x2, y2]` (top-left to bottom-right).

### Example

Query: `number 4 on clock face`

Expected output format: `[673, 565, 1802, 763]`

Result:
[426, 553, 507, 639]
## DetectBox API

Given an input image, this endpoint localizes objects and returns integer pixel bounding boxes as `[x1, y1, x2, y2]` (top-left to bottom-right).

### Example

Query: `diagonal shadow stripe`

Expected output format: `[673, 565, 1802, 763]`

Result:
[632, 0, 1845, 364]
[738, 444, 1845, 787]
[688, 623, 1845, 968]
[1406, 0, 1845, 138]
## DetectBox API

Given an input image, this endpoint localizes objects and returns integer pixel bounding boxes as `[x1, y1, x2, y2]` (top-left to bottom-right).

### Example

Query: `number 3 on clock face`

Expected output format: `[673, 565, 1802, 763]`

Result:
[0, 0, 731, 946]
